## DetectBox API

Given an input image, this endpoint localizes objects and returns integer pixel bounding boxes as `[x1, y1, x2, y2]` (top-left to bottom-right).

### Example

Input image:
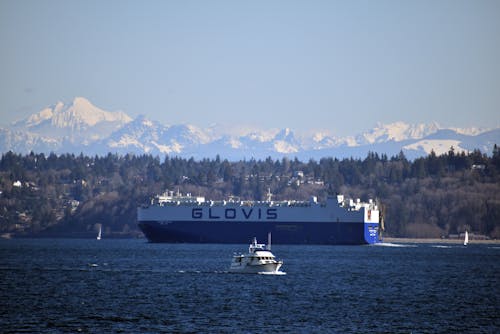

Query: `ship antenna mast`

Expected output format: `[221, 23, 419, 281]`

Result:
[266, 188, 273, 202]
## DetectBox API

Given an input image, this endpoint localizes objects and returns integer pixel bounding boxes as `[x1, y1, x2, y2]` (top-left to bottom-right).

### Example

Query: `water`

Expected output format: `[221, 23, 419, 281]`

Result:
[1, 239, 499, 333]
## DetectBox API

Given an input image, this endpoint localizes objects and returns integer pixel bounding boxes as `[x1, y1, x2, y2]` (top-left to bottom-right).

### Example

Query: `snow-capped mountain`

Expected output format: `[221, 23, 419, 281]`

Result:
[355, 122, 441, 145]
[12, 97, 132, 143]
[1, 97, 498, 160]
[101, 116, 211, 156]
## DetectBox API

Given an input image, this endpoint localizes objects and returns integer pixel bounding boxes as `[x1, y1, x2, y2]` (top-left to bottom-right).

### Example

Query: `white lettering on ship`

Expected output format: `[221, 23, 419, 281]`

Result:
[191, 208, 278, 220]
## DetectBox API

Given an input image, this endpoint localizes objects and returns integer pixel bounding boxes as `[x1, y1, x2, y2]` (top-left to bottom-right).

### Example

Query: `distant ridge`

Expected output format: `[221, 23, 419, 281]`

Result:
[1, 97, 498, 160]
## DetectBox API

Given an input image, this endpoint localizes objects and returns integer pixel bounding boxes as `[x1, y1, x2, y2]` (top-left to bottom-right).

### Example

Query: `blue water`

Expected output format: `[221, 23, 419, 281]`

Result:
[1, 239, 499, 333]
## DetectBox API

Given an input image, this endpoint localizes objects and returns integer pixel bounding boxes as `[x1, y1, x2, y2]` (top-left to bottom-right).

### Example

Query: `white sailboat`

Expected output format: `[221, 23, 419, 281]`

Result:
[97, 225, 102, 240]
[463, 230, 468, 246]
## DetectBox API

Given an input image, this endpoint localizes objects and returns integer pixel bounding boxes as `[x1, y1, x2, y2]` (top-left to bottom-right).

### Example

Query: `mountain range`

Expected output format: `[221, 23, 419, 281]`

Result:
[1, 97, 498, 160]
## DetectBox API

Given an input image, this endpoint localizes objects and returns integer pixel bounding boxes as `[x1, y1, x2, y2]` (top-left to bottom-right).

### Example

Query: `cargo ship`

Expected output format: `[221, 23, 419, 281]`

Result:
[137, 190, 382, 245]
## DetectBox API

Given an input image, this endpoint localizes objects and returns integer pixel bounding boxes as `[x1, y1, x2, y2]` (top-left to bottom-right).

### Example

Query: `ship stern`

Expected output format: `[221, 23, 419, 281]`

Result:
[364, 223, 379, 244]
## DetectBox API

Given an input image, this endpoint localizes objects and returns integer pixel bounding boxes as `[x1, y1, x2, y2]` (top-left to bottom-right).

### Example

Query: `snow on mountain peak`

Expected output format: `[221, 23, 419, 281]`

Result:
[185, 124, 211, 144]
[274, 140, 299, 154]
[228, 138, 242, 149]
[72, 96, 93, 109]
[141, 119, 154, 127]
[312, 131, 331, 142]
[3, 97, 499, 160]
[247, 129, 280, 142]
[276, 128, 294, 139]
[450, 126, 490, 136]
[25, 107, 53, 127]
[55, 97, 132, 127]
[18, 97, 133, 130]
[359, 121, 441, 144]
[404, 140, 468, 156]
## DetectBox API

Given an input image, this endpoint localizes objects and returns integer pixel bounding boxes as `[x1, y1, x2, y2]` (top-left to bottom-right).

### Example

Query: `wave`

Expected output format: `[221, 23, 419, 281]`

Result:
[372, 242, 417, 248]
[258, 271, 286, 275]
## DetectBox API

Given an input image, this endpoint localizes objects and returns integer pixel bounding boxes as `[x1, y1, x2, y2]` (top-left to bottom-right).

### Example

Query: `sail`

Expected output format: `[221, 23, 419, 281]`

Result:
[463, 231, 468, 246]
[97, 225, 102, 240]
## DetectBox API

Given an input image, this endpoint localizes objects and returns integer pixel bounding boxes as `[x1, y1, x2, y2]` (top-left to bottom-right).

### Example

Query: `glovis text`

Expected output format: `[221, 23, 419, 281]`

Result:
[192, 208, 278, 220]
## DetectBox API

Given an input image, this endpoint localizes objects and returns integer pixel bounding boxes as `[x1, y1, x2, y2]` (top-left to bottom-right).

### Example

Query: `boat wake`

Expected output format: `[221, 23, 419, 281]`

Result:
[431, 245, 453, 249]
[176, 270, 228, 274]
[373, 242, 416, 248]
[257, 271, 286, 275]
[174, 270, 287, 275]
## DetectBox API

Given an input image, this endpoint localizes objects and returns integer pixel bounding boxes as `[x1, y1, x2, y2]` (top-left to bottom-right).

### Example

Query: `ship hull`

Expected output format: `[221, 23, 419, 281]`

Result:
[138, 220, 379, 245]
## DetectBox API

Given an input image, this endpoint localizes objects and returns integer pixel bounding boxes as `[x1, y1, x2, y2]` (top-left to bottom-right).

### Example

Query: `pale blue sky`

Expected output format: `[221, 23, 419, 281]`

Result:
[1, 0, 499, 136]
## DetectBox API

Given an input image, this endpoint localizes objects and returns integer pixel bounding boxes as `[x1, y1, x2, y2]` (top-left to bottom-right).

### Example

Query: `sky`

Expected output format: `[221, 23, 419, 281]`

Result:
[0, 0, 499, 137]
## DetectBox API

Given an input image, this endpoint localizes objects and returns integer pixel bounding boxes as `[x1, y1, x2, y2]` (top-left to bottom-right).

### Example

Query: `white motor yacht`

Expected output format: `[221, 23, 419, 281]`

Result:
[229, 234, 285, 274]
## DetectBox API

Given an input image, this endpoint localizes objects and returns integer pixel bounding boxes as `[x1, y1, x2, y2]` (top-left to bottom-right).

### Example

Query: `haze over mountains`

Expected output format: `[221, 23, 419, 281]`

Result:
[1, 97, 498, 160]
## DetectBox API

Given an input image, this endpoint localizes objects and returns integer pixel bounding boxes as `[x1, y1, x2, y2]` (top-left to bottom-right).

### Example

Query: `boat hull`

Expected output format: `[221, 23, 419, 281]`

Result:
[138, 220, 379, 245]
[229, 262, 283, 274]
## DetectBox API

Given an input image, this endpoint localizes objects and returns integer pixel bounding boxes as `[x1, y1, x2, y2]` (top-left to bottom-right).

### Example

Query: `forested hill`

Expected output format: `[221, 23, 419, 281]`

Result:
[1, 146, 499, 239]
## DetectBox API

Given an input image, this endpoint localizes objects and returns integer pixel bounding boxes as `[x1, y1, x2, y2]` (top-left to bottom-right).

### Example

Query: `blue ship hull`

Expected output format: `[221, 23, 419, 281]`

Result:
[138, 220, 379, 245]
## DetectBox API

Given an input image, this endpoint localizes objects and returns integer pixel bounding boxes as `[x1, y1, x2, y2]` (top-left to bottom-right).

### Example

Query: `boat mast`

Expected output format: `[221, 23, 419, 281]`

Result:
[266, 188, 273, 202]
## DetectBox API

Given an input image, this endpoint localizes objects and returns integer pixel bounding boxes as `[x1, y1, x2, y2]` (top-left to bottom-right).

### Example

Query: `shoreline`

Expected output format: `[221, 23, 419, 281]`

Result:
[2, 233, 499, 245]
[383, 237, 500, 244]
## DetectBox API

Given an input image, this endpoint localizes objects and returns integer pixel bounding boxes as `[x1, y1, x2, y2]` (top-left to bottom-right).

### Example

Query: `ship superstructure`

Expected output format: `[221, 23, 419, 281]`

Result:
[137, 191, 381, 245]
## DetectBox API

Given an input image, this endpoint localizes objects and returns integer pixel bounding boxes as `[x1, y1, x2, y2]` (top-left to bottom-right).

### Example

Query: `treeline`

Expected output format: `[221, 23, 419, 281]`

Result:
[0, 146, 499, 239]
